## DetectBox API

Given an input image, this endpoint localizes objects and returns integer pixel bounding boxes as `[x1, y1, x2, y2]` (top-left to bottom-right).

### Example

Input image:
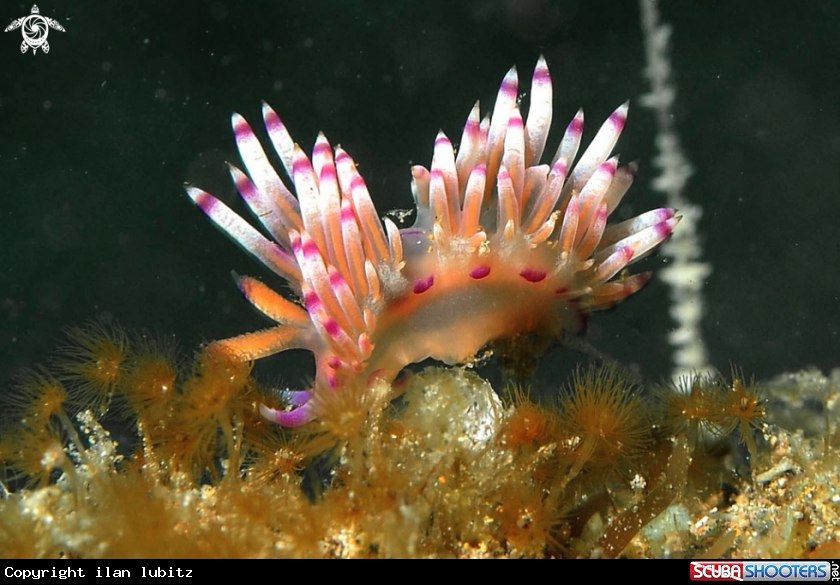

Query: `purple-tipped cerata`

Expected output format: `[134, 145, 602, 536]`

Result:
[186, 55, 679, 426]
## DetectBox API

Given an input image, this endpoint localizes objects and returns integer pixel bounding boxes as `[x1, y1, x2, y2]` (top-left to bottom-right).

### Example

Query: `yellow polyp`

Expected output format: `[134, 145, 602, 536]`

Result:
[0, 424, 65, 488]
[0, 348, 838, 559]
[121, 351, 178, 426]
[191, 346, 252, 399]
[312, 376, 392, 444]
[54, 322, 129, 415]
[7, 368, 68, 428]
[720, 375, 765, 466]
[657, 374, 729, 453]
[499, 385, 558, 449]
[557, 364, 651, 474]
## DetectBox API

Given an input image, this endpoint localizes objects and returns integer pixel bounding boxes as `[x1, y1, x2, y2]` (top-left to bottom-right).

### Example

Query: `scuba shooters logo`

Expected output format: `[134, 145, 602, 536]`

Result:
[690, 561, 837, 582]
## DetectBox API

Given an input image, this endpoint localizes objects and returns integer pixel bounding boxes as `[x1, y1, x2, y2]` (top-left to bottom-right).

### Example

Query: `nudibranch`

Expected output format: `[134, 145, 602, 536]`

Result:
[187, 57, 678, 426]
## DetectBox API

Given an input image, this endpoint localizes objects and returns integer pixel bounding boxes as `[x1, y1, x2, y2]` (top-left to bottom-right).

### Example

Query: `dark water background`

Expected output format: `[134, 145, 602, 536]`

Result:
[2, 0, 839, 395]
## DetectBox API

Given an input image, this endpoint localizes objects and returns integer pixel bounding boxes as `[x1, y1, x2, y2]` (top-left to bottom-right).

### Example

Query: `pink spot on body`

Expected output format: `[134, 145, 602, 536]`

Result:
[520, 268, 547, 283]
[470, 265, 491, 280]
[413, 275, 435, 294]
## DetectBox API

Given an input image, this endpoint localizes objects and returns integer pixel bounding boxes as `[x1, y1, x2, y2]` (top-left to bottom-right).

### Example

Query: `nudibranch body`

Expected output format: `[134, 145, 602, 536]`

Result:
[187, 57, 678, 426]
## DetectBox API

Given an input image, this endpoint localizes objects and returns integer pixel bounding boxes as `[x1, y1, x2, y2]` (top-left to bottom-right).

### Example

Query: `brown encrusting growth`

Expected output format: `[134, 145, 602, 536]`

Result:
[1, 325, 838, 559]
